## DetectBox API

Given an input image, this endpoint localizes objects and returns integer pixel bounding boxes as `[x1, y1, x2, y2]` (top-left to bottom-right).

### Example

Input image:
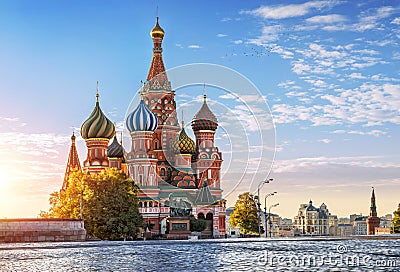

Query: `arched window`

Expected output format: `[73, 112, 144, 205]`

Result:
[198, 213, 205, 220]
[160, 168, 165, 176]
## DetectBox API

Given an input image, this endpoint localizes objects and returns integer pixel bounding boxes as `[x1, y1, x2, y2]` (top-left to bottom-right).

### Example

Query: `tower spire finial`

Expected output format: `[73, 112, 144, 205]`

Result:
[156, 4, 159, 19]
[181, 110, 185, 127]
[139, 80, 144, 100]
[203, 82, 207, 103]
[96, 81, 99, 102]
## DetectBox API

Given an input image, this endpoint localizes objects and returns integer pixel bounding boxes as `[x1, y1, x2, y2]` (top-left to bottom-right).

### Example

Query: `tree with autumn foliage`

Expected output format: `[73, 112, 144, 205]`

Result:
[229, 192, 259, 235]
[392, 203, 400, 233]
[42, 168, 142, 240]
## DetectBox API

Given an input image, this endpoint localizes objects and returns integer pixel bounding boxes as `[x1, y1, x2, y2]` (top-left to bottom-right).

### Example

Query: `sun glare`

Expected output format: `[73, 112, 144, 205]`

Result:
[0, 166, 11, 188]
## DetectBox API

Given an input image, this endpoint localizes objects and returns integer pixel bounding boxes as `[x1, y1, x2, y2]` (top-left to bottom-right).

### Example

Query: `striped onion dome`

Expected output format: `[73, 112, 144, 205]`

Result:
[172, 123, 196, 154]
[81, 94, 115, 140]
[126, 100, 158, 132]
[191, 95, 218, 131]
[106, 136, 124, 158]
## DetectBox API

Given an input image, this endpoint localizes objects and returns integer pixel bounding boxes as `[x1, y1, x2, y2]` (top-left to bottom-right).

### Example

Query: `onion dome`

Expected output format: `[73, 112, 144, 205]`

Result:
[106, 136, 124, 158]
[81, 93, 115, 140]
[172, 122, 196, 154]
[151, 17, 165, 39]
[126, 100, 158, 132]
[191, 94, 218, 131]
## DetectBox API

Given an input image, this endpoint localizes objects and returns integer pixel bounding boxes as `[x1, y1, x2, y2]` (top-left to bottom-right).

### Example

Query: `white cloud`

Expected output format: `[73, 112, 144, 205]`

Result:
[216, 34, 228, 37]
[233, 39, 243, 44]
[0, 116, 27, 129]
[354, 6, 395, 32]
[188, 45, 201, 49]
[292, 62, 311, 74]
[349, 73, 365, 79]
[241, 1, 340, 20]
[332, 129, 387, 137]
[273, 155, 398, 174]
[318, 138, 332, 143]
[273, 83, 400, 126]
[248, 25, 281, 45]
[391, 17, 400, 25]
[306, 14, 346, 24]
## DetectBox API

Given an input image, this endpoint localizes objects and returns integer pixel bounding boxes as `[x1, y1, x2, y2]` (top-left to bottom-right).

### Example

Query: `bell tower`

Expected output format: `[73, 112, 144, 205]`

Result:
[366, 187, 381, 235]
[141, 17, 180, 184]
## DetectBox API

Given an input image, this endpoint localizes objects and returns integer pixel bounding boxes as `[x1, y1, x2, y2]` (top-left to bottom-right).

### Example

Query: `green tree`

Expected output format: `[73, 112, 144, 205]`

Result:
[392, 203, 400, 233]
[40, 170, 86, 218]
[229, 192, 259, 235]
[189, 215, 206, 232]
[44, 168, 143, 240]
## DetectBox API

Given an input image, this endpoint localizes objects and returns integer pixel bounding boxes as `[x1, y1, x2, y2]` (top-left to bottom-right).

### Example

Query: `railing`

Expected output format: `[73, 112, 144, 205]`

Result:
[139, 207, 170, 214]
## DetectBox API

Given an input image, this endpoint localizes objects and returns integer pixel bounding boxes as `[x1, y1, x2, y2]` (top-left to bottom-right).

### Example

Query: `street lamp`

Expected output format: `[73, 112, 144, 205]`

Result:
[269, 203, 279, 238]
[264, 192, 277, 237]
[255, 178, 273, 237]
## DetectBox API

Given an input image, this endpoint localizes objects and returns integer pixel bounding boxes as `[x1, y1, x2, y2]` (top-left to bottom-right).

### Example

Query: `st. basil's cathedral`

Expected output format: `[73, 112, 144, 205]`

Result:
[62, 17, 226, 237]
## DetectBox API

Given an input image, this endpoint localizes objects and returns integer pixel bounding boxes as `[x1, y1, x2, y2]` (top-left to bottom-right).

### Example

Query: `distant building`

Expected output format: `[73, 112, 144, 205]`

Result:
[383, 214, 393, 221]
[268, 214, 281, 237]
[353, 216, 368, 235]
[380, 215, 392, 229]
[337, 223, 353, 237]
[279, 218, 294, 237]
[350, 214, 362, 224]
[294, 200, 335, 236]
[225, 207, 240, 238]
[375, 227, 391, 235]
[338, 217, 350, 224]
[328, 215, 338, 236]
[366, 188, 380, 235]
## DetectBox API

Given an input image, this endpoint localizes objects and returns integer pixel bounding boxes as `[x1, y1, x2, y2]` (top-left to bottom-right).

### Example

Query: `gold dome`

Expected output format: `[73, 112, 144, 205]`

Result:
[172, 122, 196, 155]
[151, 17, 165, 38]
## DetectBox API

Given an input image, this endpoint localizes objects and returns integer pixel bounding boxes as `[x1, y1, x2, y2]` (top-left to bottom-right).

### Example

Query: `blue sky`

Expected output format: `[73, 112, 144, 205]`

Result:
[0, 0, 399, 218]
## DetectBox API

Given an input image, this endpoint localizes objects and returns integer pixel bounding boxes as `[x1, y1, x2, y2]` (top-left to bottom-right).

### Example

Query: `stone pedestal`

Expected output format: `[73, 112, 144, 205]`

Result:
[166, 217, 191, 239]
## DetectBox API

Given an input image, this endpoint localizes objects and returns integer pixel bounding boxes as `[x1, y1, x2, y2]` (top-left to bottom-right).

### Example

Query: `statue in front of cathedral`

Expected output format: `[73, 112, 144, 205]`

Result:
[165, 197, 192, 217]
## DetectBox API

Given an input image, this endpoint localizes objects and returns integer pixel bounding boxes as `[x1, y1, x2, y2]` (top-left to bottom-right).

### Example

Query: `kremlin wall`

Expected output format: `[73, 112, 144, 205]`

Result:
[0, 219, 86, 243]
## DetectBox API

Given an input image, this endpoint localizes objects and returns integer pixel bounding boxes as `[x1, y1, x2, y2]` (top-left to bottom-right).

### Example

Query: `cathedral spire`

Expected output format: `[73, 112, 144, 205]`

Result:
[147, 17, 168, 84]
[62, 131, 82, 190]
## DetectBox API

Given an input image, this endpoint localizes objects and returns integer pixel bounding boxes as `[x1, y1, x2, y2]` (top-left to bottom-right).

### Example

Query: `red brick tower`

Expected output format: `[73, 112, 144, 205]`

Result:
[366, 187, 380, 235]
[141, 17, 180, 183]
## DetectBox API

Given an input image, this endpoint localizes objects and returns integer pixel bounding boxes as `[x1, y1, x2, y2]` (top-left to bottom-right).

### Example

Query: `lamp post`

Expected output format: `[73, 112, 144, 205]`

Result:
[264, 192, 277, 237]
[269, 203, 279, 238]
[255, 178, 273, 237]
